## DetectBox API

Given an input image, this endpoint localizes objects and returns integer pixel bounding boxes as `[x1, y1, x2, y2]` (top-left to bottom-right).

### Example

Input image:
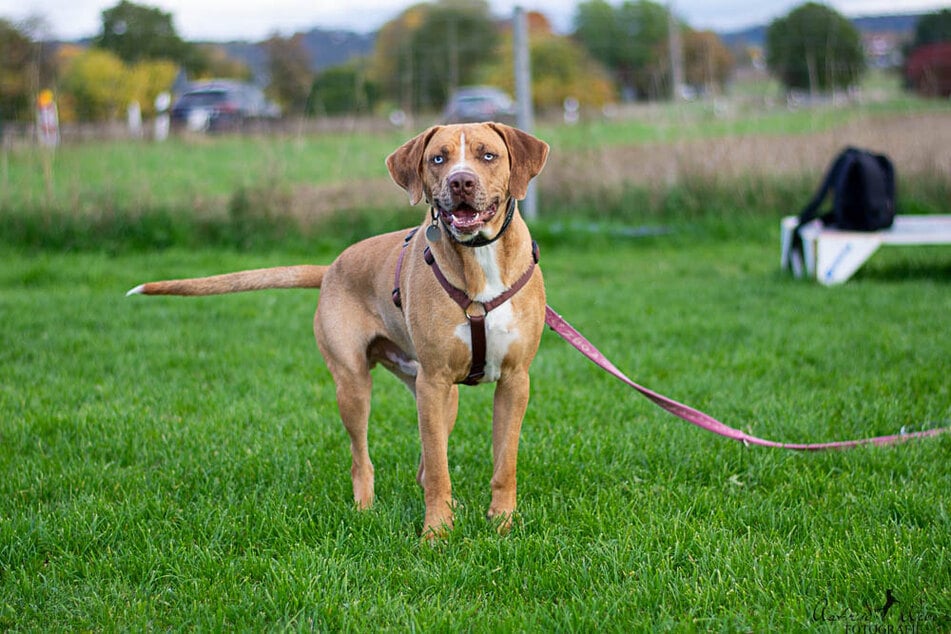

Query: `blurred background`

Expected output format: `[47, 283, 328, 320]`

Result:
[2, 0, 949, 137]
[1, 1, 949, 249]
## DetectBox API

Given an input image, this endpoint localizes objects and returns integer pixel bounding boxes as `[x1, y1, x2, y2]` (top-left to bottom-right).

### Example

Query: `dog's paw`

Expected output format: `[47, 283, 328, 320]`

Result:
[351, 464, 375, 510]
[421, 501, 456, 541]
[352, 484, 375, 511]
[421, 517, 454, 541]
[487, 510, 516, 536]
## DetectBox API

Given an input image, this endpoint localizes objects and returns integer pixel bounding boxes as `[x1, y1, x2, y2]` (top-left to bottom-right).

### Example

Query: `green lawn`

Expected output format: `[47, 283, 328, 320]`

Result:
[0, 131, 407, 214]
[2, 220, 949, 630]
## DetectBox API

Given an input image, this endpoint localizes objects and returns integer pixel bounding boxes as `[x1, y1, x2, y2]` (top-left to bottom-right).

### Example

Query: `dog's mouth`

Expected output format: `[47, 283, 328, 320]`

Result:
[437, 201, 499, 234]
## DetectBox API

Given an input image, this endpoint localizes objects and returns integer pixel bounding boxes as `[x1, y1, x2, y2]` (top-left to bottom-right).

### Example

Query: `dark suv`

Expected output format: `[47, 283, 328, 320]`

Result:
[170, 80, 278, 132]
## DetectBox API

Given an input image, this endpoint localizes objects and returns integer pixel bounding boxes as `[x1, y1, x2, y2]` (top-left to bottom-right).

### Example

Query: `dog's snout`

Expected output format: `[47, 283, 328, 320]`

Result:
[448, 170, 478, 197]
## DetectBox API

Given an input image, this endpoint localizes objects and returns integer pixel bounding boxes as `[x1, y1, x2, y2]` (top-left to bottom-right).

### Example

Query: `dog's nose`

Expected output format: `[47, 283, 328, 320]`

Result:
[448, 170, 478, 197]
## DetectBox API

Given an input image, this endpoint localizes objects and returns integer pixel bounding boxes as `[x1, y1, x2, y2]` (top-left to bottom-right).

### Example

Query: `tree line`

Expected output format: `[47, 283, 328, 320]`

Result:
[2, 0, 949, 124]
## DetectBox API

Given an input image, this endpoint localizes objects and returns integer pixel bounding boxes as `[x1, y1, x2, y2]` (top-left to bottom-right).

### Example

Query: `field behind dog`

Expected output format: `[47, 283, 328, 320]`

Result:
[4, 83, 951, 251]
[2, 85, 950, 630]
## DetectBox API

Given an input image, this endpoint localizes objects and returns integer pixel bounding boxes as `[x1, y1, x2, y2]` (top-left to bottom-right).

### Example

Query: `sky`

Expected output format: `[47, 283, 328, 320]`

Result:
[4, 0, 950, 42]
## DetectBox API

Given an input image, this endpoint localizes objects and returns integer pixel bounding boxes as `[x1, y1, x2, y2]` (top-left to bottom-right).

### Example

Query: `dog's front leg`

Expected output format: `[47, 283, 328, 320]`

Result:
[487, 369, 531, 533]
[416, 384, 459, 487]
[416, 372, 459, 538]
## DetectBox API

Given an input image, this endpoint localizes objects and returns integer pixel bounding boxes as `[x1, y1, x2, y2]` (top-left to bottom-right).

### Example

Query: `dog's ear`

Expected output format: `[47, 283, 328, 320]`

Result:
[489, 123, 549, 200]
[386, 126, 440, 205]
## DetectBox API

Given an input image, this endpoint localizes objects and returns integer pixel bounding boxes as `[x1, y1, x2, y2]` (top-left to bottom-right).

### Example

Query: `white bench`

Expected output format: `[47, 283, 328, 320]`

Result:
[781, 215, 951, 285]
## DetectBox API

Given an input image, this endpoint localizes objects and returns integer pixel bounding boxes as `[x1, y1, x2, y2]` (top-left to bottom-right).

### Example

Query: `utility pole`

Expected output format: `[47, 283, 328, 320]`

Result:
[667, 2, 685, 100]
[513, 6, 537, 220]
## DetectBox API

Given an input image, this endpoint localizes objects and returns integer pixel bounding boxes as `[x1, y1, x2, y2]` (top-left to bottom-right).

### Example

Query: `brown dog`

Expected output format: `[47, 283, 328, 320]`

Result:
[128, 122, 549, 538]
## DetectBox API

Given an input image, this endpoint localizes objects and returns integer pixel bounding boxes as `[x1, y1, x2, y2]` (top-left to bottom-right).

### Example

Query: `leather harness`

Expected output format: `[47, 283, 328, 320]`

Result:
[392, 223, 539, 386]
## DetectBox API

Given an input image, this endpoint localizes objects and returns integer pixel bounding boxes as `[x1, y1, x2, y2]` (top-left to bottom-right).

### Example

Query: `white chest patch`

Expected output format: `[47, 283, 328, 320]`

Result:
[473, 242, 505, 301]
[453, 243, 520, 383]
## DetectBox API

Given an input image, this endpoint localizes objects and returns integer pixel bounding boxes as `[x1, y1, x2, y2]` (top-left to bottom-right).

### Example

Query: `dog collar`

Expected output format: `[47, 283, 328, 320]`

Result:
[431, 197, 517, 248]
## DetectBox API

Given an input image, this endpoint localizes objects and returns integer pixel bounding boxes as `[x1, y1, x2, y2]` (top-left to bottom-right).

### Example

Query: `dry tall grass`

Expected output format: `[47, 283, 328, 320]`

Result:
[283, 112, 950, 221]
[542, 112, 951, 201]
[5, 110, 947, 250]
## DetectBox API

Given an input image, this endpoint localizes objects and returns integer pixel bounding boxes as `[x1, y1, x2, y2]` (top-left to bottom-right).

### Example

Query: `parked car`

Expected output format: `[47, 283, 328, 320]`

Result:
[170, 80, 279, 132]
[442, 86, 516, 124]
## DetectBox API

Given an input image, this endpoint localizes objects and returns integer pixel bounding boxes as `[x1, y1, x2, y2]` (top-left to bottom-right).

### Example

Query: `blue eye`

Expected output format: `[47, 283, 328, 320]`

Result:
[432, 155, 445, 165]
[482, 153, 496, 162]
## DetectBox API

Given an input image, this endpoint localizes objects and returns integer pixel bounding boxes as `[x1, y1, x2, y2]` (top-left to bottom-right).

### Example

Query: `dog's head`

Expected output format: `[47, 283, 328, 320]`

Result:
[386, 122, 549, 241]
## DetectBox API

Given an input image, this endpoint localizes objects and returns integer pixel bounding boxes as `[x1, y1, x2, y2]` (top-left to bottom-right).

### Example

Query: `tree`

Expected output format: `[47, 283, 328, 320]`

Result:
[904, 10, 951, 97]
[94, 1, 198, 71]
[912, 9, 951, 47]
[0, 18, 57, 121]
[369, 4, 428, 113]
[307, 62, 380, 116]
[369, 0, 497, 114]
[56, 46, 176, 122]
[480, 14, 616, 111]
[58, 48, 129, 121]
[410, 0, 498, 110]
[192, 44, 253, 82]
[0, 19, 36, 121]
[766, 2, 865, 94]
[574, 0, 671, 100]
[263, 34, 314, 114]
[682, 30, 734, 94]
[125, 58, 179, 116]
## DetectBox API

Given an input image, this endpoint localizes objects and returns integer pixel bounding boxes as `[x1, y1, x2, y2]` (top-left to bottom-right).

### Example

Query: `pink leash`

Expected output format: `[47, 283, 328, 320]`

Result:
[544, 305, 950, 451]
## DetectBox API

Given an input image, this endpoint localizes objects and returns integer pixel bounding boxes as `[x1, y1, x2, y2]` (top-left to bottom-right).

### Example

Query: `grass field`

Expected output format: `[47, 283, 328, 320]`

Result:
[2, 220, 950, 630]
[3, 79, 949, 223]
[2, 83, 950, 629]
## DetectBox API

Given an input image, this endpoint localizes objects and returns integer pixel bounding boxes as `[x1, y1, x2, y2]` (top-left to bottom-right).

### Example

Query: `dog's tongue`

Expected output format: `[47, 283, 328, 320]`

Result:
[451, 206, 482, 229]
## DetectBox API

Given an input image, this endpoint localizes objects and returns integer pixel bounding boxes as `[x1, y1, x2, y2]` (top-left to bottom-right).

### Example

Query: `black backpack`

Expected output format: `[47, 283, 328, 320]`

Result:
[797, 147, 897, 232]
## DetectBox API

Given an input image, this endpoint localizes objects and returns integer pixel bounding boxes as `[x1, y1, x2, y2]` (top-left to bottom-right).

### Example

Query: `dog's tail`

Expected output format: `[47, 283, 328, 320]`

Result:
[126, 265, 328, 297]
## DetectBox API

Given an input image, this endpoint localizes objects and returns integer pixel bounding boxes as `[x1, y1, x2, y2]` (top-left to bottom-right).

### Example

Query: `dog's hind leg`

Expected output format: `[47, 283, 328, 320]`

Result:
[314, 313, 376, 510]
[322, 354, 375, 510]
[335, 367, 375, 510]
